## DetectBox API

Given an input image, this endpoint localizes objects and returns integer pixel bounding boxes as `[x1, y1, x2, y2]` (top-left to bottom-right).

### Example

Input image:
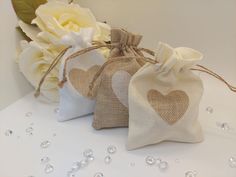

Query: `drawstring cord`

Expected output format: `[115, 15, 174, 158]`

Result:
[58, 44, 116, 88]
[34, 46, 71, 97]
[35, 42, 236, 98]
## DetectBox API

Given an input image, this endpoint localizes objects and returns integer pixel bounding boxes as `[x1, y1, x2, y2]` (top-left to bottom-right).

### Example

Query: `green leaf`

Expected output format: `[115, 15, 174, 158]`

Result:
[11, 0, 47, 24]
[16, 26, 32, 42]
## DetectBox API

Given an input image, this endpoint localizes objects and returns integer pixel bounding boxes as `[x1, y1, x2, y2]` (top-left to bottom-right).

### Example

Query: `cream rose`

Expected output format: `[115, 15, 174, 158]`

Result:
[32, 0, 110, 42]
[18, 29, 95, 102]
[18, 40, 64, 102]
[17, 0, 111, 102]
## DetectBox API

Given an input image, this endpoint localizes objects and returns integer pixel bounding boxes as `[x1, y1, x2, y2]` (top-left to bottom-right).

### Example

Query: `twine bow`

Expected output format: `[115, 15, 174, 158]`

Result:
[35, 29, 236, 98]
[140, 48, 236, 93]
[34, 46, 71, 97]
[35, 29, 154, 97]
[85, 29, 159, 97]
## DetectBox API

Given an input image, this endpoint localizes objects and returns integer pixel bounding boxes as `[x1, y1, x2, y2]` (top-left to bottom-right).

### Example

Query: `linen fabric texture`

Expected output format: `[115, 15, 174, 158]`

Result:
[58, 29, 106, 122]
[127, 42, 204, 150]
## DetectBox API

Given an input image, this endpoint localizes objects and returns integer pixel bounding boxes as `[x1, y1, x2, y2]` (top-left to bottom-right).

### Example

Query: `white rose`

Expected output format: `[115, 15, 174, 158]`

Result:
[17, 1, 111, 102]
[18, 28, 101, 102]
[32, 0, 110, 42]
[18, 40, 64, 102]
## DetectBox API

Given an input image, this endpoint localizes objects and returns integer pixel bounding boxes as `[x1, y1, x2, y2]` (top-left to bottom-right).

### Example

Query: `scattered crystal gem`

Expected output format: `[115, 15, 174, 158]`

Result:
[107, 145, 117, 154]
[54, 108, 59, 114]
[175, 159, 180, 163]
[79, 159, 89, 168]
[229, 156, 236, 168]
[53, 133, 57, 137]
[94, 172, 104, 177]
[5, 129, 13, 136]
[206, 107, 213, 114]
[130, 162, 135, 167]
[26, 127, 33, 133]
[27, 132, 33, 136]
[41, 156, 50, 164]
[71, 162, 81, 172]
[158, 161, 168, 170]
[87, 155, 95, 162]
[145, 156, 156, 166]
[67, 172, 75, 177]
[156, 158, 162, 165]
[83, 149, 93, 158]
[25, 112, 32, 117]
[40, 140, 51, 149]
[217, 122, 230, 130]
[221, 123, 230, 130]
[104, 155, 112, 164]
[185, 171, 197, 177]
[30, 123, 34, 126]
[44, 164, 54, 174]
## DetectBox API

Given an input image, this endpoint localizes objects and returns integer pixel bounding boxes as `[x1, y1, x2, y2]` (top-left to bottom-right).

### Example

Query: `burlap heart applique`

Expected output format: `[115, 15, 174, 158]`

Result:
[147, 90, 189, 125]
[111, 70, 132, 108]
[69, 65, 101, 97]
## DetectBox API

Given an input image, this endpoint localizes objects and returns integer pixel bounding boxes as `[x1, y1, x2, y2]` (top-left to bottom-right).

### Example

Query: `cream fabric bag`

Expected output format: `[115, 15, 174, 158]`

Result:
[127, 42, 204, 150]
[58, 29, 106, 121]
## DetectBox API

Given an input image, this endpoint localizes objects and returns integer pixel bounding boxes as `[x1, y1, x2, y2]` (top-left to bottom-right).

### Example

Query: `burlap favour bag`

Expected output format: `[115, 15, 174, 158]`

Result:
[127, 42, 204, 150]
[90, 29, 145, 130]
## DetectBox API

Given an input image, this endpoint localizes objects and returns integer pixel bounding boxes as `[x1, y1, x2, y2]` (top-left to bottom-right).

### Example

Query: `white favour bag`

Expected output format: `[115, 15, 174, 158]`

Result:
[127, 42, 204, 150]
[58, 29, 106, 121]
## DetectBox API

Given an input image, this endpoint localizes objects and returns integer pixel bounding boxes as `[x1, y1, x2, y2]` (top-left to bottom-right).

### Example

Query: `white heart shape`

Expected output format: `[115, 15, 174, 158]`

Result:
[112, 70, 132, 108]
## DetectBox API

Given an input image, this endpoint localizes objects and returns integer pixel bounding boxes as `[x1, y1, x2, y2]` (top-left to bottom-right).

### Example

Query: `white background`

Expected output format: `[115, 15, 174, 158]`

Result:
[0, 0, 236, 109]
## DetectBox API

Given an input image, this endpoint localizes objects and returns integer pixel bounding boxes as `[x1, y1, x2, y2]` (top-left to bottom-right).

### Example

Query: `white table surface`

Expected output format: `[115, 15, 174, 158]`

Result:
[0, 74, 236, 177]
